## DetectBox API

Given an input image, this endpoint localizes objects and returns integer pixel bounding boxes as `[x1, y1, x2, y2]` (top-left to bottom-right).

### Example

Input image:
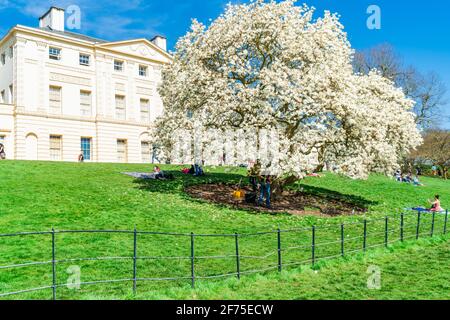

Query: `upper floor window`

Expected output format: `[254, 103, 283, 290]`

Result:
[114, 60, 124, 72]
[0, 90, 5, 103]
[139, 65, 148, 77]
[9, 46, 13, 58]
[1, 53, 5, 65]
[115, 95, 126, 120]
[49, 47, 61, 60]
[49, 86, 62, 114]
[79, 54, 90, 66]
[140, 99, 150, 123]
[80, 90, 92, 116]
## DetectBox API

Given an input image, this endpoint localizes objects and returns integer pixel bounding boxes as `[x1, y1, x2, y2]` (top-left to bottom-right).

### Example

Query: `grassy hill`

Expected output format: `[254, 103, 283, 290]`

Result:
[0, 160, 448, 300]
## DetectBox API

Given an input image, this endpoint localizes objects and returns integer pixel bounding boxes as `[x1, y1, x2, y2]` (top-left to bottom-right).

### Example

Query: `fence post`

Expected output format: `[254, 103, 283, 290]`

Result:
[190, 233, 195, 288]
[235, 233, 240, 280]
[277, 229, 282, 272]
[385, 217, 389, 248]
[400, 213, 404, 242]
[445, 210, 448, 235]
[311, 226, 316, 266]
[431, 212, 436, 237]
[416, 212, 422, 240]
[340, 224, 345, 257]
[51, 228, 57, 301]
[133, 227, 137, 295]
[363, 220, 367, 252]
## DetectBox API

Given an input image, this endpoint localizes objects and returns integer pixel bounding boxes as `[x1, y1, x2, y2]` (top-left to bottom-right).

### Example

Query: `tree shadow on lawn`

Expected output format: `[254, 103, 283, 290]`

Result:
[132, 170, 244, 195]
[132, 171, 378, 216]
[295, 184, 378, 211]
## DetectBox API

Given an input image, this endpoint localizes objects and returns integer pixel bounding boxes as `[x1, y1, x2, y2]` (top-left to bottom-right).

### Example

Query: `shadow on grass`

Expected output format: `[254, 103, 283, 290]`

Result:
[132, 170, 378, 215]
[296, 184, 378, 209]
[132, 170, 244, 195]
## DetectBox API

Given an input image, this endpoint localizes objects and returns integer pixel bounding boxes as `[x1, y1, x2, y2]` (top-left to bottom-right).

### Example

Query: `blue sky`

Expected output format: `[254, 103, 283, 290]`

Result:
[1, 0, 449, 127]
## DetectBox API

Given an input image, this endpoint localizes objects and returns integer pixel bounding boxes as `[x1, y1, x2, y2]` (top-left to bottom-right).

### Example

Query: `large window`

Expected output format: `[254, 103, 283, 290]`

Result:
[141, 141, 151, 163]
[49, 135, 62, 161]
[49, 47, 61, 60]
[140, 99, 150, 123]
[114, 60, 124, 72]
[49, 86, 62, 114]
[80, 90, 92, 116]
[115, 95, 126, 120]
[117, 139, 128, 163]
[79, 54, 90, 66]
[81, 137, 92, 161]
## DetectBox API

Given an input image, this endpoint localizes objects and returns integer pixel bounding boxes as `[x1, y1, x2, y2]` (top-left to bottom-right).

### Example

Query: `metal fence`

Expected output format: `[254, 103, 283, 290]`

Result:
[0, 210, 448, 300]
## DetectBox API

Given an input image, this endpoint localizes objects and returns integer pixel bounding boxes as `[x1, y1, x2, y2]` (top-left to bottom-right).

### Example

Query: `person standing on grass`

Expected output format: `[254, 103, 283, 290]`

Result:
[429, 195, 443, 212]
[258, 174, 272, 209]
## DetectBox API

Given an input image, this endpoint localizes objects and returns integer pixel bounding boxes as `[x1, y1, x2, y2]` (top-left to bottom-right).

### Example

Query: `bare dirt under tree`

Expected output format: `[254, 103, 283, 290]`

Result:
[185, 184, 367, 217]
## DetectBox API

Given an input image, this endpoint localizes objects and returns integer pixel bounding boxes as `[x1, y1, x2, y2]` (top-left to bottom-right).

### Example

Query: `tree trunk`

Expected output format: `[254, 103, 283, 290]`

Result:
[271, 175, 299, 199]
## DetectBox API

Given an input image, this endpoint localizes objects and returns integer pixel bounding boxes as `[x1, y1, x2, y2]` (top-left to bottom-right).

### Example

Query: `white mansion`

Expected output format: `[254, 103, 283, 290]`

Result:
[0, 7, 171, 163]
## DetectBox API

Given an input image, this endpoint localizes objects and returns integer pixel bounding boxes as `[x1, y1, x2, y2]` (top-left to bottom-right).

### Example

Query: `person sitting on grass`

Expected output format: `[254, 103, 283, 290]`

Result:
[413, 176, 424, 187]
[429, 195, 444, 212]
[194, 162, 204, 176]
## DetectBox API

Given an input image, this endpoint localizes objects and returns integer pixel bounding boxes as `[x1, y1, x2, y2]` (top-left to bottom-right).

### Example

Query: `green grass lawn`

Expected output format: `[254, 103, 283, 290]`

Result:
[0, 160, 448, 300]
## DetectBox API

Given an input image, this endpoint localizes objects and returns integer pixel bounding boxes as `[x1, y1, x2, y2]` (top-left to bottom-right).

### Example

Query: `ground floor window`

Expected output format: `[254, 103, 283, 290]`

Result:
[0, 135, 5, 144]
[49, 135, 62, 160]
[81, 137, 92, 161]
[117, 139, 128, 163]
[141, 141, 151, 163]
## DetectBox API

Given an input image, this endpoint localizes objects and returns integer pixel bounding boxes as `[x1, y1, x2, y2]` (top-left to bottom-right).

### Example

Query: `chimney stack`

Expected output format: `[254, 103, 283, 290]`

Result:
[151, 36, 167, 52]
[39, 7, 65, 32]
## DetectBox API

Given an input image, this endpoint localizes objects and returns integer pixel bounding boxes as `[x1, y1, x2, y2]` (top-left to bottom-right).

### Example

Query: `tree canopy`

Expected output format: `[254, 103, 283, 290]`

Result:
[153, 0, 422, 190]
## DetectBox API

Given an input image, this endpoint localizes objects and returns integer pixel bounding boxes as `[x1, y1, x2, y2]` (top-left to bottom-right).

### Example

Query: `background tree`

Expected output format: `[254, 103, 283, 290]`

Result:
[354, 43, 448, 129]
[154, 0, 422, 194]
[411, 129, 450, 179]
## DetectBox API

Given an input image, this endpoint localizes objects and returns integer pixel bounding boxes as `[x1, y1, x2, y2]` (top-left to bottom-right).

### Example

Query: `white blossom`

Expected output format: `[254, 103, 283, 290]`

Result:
[153, 0, 422, 183]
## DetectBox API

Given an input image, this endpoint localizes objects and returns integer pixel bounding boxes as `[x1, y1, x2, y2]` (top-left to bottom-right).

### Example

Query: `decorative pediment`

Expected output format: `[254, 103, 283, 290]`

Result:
[96, 39, 172, 64]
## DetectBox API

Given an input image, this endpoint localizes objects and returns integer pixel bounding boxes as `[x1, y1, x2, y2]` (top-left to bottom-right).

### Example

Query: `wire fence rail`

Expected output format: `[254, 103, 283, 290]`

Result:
[0, 210, 448, 300]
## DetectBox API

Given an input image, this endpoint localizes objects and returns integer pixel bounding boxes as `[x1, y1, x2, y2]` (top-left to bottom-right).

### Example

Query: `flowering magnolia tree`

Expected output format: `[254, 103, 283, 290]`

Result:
[153, 0, 422, 194]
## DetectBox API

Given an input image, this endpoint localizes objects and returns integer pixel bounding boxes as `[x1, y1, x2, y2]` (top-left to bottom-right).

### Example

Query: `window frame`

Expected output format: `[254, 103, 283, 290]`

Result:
[49, 85, 62, 114]
[49, 47, 61, 61]
[49, 135, 63, 161]
[139, 65, 148, 77]
[80, 90, 92, 116]
[115, 95, 126, 120]
[114, 60, 124, 72]
[80, 137, 92, 161]
[79, 53, 90, 66]
[140, 98, 150, 123]
[117, 139, 128, 163]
